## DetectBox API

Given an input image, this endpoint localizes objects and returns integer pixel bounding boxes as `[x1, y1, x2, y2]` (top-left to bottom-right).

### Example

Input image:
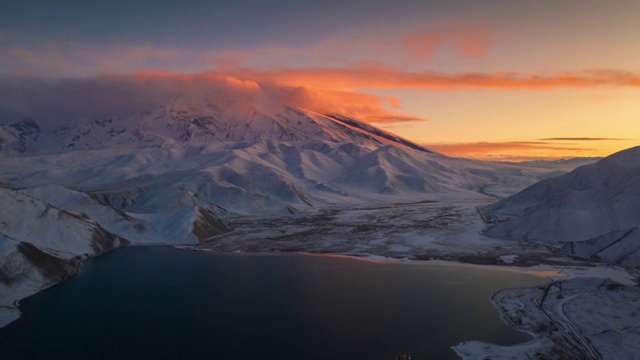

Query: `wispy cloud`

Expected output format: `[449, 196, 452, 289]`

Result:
[428, 141, 595, 152]
[426, 141, 597, 161]
[539, 137, 632, 141]
[6, 63, 640, 130]
[127, 71, 429, 124]
[0, 24, 496, 77]
[236, 66, 640, 91]
[402, 24, 493, 60]
[359, 115, 425, 124]
[3, 34, 640, 92]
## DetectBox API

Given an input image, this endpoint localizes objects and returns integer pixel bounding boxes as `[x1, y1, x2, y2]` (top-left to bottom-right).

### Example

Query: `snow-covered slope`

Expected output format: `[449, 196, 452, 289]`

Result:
[0, 183, 229, 326]
[483, 146, 640, 267]
[0, 93, 596, 327]
[0, 95, 570, 210]
[1, 93, 433, 156]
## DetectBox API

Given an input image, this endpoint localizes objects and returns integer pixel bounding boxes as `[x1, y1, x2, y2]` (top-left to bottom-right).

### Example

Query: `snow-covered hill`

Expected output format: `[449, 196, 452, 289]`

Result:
[483, 146, 640, 267]
[0, 183, 229, 325]
[0, 93, 597, 327]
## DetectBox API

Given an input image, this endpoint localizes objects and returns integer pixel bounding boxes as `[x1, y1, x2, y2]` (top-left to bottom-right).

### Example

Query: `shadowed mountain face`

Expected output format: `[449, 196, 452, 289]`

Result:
[484, 146, 640, 267]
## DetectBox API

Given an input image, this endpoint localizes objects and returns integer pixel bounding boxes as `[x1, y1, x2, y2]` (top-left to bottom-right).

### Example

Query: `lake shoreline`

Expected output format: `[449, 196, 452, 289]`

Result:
[0, 246, 548, 359]
[2, 244, 637, 359]
[4, 243, 633, 329]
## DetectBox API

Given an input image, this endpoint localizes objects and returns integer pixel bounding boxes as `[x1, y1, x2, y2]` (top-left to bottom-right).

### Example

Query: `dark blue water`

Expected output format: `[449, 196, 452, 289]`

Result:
[0, 247, 545, 360]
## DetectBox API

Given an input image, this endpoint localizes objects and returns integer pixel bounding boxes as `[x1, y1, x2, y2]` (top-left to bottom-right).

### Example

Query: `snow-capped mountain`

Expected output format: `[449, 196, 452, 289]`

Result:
[0, 93, 597, 326]
[0, 94, 571, 197]
[0, 94, 433, 155]
[483, 146, 640, 267]
[0, 182, 229, 326]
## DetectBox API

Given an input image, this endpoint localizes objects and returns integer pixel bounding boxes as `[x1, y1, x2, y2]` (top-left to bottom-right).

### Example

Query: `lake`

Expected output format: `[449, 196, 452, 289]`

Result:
[0, 247, 545, 359]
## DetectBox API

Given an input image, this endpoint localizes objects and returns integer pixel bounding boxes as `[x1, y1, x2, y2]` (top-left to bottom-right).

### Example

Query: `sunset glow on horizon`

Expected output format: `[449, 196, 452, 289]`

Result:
[1, 0, 638, 161]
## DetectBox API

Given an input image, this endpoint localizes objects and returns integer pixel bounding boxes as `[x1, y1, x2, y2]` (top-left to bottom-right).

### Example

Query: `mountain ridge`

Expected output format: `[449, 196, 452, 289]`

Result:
[483, 146, 640, 266]
[0, 94, 606, 327]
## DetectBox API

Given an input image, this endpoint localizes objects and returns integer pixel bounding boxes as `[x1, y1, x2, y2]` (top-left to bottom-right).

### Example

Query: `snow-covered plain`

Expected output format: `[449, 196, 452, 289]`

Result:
[1, 94, 635, 359]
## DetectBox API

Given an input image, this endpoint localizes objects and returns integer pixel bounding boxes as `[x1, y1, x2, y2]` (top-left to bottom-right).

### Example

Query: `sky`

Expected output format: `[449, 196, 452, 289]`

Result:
[1, 0, 639, 160]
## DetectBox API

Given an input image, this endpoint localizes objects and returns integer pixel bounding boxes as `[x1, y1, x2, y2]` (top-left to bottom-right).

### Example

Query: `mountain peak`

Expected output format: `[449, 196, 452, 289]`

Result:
[0, 96, 434, 156]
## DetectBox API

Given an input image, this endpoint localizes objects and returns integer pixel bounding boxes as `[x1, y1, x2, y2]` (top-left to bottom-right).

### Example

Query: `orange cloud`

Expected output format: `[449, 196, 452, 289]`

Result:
[1, 24, 498, 77]
[403, 24, 493, 60]
[124, 70, 425, 124]
[86, 65, 640, 124]
[539, 137, 632, 141]
[362, 115, 425, 124]
[0, 72, 426, 126]
[4, 34, 640, 92]
[124, 70, 419, 123]
[232, 66, 640, 91]
[426, 141, 597, 161]
[285, 89, 419, 123]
